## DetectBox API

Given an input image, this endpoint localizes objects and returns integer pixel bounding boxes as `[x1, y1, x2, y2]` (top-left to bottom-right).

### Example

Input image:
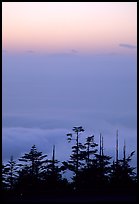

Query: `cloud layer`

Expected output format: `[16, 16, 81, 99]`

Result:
[2, 126, 137, 168]
[2, 53, 137, 168]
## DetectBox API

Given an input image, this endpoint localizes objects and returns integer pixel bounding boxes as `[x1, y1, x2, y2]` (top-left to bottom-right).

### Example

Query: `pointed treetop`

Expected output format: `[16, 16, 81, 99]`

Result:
[116, 129, 119, 164]
[52, 145, 55, 161]
[102, 135, 104, 156]
[100, 133, 102, 156]
[123, 140, 126, 161]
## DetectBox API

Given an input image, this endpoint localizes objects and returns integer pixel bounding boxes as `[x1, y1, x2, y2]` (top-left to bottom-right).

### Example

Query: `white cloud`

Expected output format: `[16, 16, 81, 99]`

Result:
[2, 126, 137, 168]
[2, 53, 137, 169]
[2, 127, 70, 161]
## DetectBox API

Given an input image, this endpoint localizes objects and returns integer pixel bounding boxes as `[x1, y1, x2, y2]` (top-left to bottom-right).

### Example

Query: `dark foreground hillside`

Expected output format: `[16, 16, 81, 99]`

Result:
[2, 194, 137, 203]
[2, 189, 137, 203]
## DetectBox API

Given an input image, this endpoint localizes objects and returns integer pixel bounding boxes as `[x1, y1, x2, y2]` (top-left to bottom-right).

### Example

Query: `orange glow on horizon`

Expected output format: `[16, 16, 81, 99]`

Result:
[2, 2, 137, 53]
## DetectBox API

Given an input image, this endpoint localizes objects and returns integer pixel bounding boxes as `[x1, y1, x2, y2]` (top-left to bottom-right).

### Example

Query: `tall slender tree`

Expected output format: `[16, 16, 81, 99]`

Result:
[64, 126, 85, 190]
[94, 134, 112, 187]
[44, 145, 61, 188]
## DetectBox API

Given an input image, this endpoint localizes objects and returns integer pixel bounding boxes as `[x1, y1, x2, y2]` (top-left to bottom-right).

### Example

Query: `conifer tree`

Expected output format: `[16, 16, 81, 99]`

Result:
[4, 156, 18, 190]
[110, 142, 136, 189]
[93, 134, 111, 187]
[62, 126, 85, 190]
[19, 145, 47, 177]
[75, 135, 98, 191]
[83, 135, 98, 168]
[43, 145, 62, 189]
[2, 163, 10, 190]
[17, 145, 47, 192]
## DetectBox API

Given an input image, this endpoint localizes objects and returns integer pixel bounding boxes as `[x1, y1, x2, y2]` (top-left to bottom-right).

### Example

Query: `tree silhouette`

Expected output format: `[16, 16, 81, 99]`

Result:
[19, 145, 47, 176]
[17, 145, 47, 193]
[94, 134, 111, 188]
[41, 145, 63, 191]
[82, 135, 98, 168]
[2, 128, 137, 202]
[74, 135, 98, 192]
[3, 156, 19, 190]
[110, 145, 136, 191]
[65, 126, 85, 190]
[76, 134, 111, 192]
[2, 163, 10, 190]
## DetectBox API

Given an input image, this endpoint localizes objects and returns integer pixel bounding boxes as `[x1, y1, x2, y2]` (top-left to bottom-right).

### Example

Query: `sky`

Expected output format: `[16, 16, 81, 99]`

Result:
[2, 3, 137, 172]
[2, 2, 137, 52]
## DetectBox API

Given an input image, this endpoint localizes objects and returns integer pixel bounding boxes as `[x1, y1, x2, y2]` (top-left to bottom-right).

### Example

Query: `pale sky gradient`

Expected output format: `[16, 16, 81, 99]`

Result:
[2, 2, 137, 170]
[2, 2, 137, 52]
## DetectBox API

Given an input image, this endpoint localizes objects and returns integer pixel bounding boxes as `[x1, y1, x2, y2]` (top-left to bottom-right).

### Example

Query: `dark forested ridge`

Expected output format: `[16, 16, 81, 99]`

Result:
[2, 127, 137, 203]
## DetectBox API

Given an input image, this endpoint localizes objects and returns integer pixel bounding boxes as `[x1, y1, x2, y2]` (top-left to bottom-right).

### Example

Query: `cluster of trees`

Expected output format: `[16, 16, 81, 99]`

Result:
[2, 126, 137, 197]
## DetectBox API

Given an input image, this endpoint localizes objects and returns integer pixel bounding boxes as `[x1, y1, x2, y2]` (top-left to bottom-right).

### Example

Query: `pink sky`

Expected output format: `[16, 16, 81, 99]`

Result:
[2, 2, 137, 53]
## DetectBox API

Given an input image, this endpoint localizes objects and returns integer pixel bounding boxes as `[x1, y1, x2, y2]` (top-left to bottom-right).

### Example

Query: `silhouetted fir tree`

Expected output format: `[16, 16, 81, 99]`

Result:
[19, 145, 47, 176]
[2, 163, 10, 190]
[76, 134, 111, 193]
[17, 145, 47, 193]
[93, 134, 112, 189]
[82, 135, 98, 168]
[120, 143, 136, 186]
[16, 165, 33, 194]
[63, 126, 85, 190]
[76, 135, 98, 191]
[110, 147, 136, 192]
[94, 155, 112, 188]
[42, 145, 61, 190]
[3, 156, 19, 190]
[109, 133, 136, 195]
[39, 145, 70, 194]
